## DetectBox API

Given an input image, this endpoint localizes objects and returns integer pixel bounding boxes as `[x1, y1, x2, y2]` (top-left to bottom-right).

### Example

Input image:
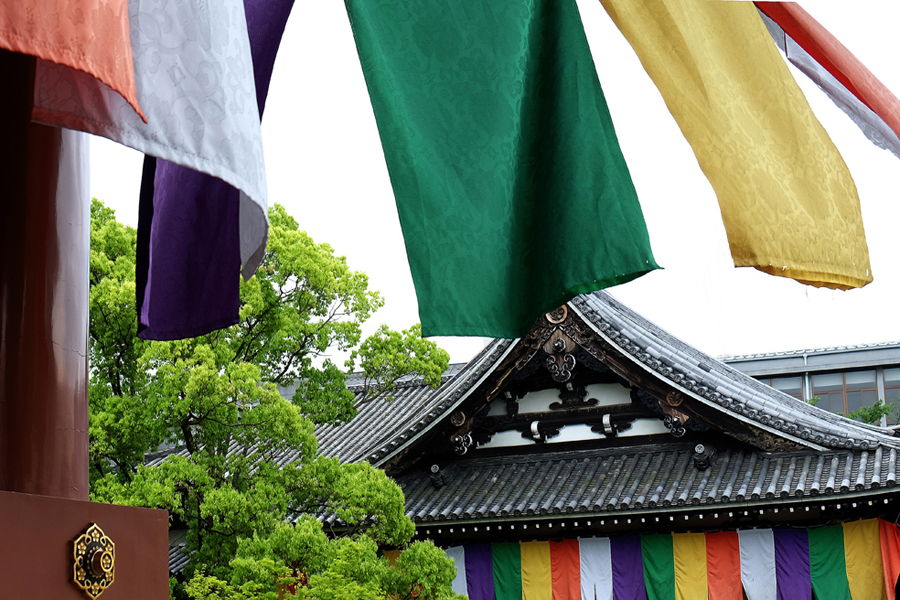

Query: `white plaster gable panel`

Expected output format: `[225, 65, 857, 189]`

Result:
[476, 419, 668, 450]
[513, 383, 632, 413]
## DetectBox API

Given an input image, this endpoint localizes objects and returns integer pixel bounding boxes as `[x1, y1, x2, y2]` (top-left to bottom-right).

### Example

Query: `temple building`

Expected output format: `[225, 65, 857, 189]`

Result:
[312, 291, 900, 599]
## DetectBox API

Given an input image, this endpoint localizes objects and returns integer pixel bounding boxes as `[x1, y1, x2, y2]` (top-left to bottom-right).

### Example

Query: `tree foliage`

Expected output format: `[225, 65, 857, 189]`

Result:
[848, 399, 895, 425]
[88, 200, 455, 598]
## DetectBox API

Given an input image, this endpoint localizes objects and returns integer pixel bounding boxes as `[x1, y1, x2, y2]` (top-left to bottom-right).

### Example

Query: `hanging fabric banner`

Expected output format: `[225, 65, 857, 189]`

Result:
[551, 539, 581, 600]
[611, 536, 646, 600]
[579, 537, 613, 600]
[808, 526, 852, 600]
[345, 0, 658, 338]
[773, 528, 811, 600]
[843, 520, 887, 600]
[132, 0, 297, 340]
[465, 544, 496, 600]
[880, 519, 900, 600]
[521, 541, 552, 600]
[493, 542, 522, 600]
[444, 546, 467, 597]
[673, 533, 707, 600]
[0, 0, 144, 120]
[706, 531, 742, 600]
[383, 549, 400, 567]
[598, 0, 872, 291]
[32, 0, 275, 341]
[642, 534, 676, 600]
[32, 0, 267, 242]
[755, 2, 900, 160]
[739, 529, 777, 600]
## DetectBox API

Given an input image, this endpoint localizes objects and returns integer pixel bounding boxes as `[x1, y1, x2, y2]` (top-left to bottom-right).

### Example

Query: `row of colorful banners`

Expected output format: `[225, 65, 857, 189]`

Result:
[423, 518, 900, 600]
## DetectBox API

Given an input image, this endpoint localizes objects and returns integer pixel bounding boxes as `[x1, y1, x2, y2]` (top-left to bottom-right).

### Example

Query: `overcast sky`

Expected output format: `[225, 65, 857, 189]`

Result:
[90, 1, 900, 365]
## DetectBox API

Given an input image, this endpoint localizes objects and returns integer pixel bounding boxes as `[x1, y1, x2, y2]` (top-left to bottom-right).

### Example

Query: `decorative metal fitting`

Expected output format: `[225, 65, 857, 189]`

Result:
[665, 391, 684, 407]
[545, 306, 568, 324]
[73, 523, 115, 599]
[450, 411, 466, 427]
[451, 432, 473, 455]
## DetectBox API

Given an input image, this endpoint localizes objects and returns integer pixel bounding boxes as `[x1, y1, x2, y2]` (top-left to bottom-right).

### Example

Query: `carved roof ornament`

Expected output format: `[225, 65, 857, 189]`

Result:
[543, 329, 577, 383]
[73, 523, 115, 599]
[546, 306, 568, 324]
[659, 401, 690, 438]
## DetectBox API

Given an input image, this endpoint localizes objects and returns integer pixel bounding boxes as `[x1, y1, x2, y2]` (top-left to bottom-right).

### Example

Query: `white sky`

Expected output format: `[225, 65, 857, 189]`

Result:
[90, 1, 900, 365]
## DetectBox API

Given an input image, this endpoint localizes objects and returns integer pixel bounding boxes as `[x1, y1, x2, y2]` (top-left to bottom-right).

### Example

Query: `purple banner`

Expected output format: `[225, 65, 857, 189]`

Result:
[611, 535, 647, 600]
[137, 0, 295, 340]
[775, 529, 812, 600]
[465, 544, 496, 600]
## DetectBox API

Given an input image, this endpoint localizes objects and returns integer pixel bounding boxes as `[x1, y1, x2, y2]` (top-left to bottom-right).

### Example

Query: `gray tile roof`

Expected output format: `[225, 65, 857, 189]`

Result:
[389, 443, 900, 525]
[570, 292, 900, 452]
[721, 341, 900, 362]
[168, 529, 190, 575]
[315, 339, 516, 465]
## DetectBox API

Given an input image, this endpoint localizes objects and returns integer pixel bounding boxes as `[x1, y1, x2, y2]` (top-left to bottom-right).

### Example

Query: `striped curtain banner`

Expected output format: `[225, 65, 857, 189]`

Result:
[424, 519, 900, 599]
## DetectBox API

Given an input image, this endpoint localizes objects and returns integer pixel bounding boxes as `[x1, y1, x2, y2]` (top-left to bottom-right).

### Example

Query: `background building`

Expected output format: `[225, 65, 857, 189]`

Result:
[723, 343, 900, 423]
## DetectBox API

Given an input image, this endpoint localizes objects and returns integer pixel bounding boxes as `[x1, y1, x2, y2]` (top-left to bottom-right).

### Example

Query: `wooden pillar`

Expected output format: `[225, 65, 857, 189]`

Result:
[0, 49, 90, 500]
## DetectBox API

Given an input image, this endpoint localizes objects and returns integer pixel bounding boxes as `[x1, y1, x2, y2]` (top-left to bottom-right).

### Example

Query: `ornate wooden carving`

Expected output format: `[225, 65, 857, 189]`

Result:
[479, 402, 651, 444]
[549, 384, 597, 410]
[659, 402, 690, 438]
[543, 330, 577, 383]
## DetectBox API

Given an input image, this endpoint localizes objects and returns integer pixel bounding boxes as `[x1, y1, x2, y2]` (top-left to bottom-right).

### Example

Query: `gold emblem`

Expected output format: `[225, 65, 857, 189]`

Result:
[73, 523, 115, 599]
[545, 306, 568, 324]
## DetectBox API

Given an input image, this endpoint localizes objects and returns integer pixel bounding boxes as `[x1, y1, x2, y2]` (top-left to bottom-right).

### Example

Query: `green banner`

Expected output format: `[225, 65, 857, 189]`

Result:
[642, 533, 676, 600]
[346, 0, 658, 338]
[492, 542, 522, 600]
[808, 525, 852, 600]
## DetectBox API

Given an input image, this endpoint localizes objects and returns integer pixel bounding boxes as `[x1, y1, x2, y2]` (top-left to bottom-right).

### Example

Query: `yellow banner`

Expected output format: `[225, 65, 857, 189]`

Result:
[844, 520, 887, 600]
[521, 541, 552, 600]
[673, 533, 708, 600]
[599, 0, 872, 289]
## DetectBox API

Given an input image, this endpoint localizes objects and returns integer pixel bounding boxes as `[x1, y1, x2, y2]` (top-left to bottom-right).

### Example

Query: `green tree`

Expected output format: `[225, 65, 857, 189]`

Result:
[848, 399, 895, 425]
[88, 200, 458, 598]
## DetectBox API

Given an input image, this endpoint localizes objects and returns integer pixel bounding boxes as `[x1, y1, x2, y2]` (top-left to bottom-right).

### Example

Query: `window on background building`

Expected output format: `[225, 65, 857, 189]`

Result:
[810, 370, 877, 416]
[884, 368, 900, 423]
[758, 376, 803, 400]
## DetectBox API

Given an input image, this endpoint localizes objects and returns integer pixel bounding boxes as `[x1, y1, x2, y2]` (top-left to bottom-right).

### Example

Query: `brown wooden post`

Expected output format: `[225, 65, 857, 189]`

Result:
[0, 49, 90, 500]
[0, 49, 169, 598]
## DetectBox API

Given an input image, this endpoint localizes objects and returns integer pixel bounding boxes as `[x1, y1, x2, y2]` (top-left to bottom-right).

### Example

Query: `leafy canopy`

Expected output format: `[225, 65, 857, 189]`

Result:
[88, 200, 457, 599]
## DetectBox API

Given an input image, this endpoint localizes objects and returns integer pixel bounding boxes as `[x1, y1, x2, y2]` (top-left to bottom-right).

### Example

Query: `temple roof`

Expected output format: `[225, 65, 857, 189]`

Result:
[389, 443, 898, 525]
[315, 291, 900, 471]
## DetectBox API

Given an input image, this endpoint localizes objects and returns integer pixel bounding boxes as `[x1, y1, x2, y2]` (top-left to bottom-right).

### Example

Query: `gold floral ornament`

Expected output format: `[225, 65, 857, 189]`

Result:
[73, 523, 115, 599]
